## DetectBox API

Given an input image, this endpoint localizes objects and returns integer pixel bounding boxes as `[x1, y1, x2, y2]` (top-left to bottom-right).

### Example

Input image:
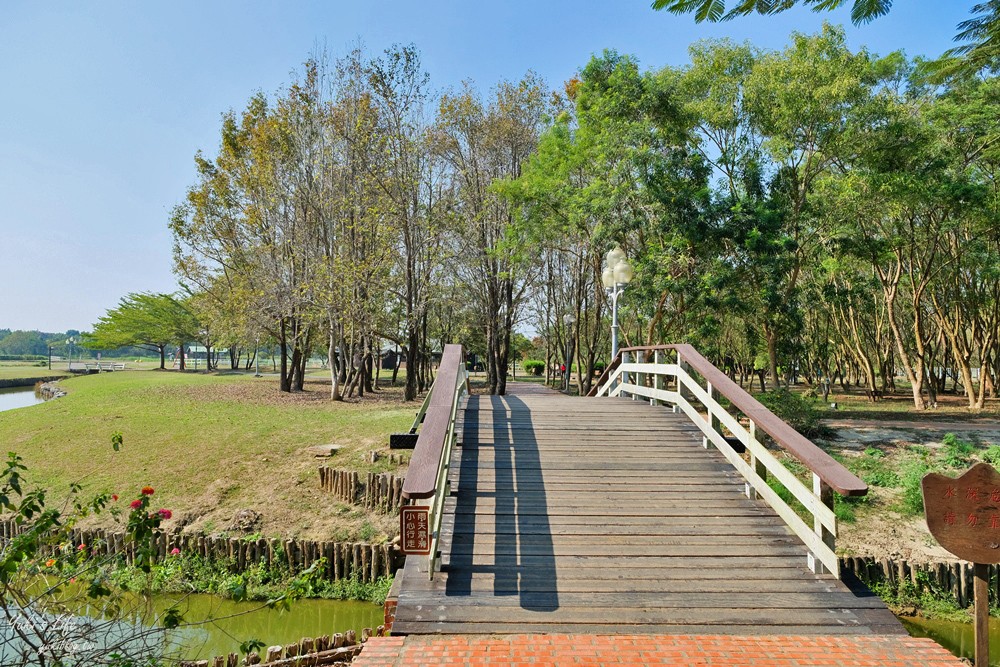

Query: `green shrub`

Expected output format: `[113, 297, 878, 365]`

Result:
[899, 456, 932, 516]
[756, 389, 831, 439]
[941, 433, 975, 469]
[983, 445, 1000, 467]
[523, 360, 545, 376]
[850, 447, 900, 488]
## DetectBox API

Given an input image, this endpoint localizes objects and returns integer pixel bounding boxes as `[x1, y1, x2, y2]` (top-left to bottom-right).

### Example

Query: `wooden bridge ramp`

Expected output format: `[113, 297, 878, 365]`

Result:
[392, 382, 902, 635]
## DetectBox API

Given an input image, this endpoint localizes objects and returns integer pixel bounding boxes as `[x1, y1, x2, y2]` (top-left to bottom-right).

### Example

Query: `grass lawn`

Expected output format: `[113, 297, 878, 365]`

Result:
[0, 361, 70, 380]
[0, 370, 414, 542]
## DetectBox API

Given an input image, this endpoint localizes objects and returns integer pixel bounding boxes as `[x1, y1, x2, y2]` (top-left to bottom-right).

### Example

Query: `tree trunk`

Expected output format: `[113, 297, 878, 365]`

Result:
[279, 319, 291, 393]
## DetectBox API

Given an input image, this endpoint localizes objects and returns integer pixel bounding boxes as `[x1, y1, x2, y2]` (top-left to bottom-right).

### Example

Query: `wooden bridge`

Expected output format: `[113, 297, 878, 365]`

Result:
[390, 344, 904, 636]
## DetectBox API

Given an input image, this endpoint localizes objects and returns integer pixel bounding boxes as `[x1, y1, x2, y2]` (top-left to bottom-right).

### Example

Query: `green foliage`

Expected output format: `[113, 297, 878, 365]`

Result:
[869, 569, 967, 621]
[941, 433, 975, 469]
[983, 445, 1000, 466]
[899, 455, 933, 516]
[110, 552, 393, 605]
[523, 360, 545, 376]
[755, 388, 830, 438]
[850, 447, 901, 488]
[86, 293, 200, 366]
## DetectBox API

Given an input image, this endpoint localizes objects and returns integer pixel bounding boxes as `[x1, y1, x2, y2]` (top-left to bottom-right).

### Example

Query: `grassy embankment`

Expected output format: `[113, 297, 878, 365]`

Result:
[0, 360, 71, 382]
[0, 369, 413, 543]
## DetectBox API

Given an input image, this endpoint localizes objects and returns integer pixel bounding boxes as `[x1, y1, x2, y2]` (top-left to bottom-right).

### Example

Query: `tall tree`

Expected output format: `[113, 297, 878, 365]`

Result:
[86, 293, 198, 369]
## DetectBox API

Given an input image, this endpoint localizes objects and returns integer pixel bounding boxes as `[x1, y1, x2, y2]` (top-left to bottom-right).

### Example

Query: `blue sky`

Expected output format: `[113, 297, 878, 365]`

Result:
[0, 1, 972, 332]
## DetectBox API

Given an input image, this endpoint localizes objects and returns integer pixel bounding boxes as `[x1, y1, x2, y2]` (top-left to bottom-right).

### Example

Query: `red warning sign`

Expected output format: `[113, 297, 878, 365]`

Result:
[400, 506, 431, 555]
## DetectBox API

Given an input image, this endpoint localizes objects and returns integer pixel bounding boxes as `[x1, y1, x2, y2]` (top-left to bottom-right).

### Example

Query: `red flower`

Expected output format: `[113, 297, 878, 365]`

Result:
[170, 547, 181, 555]
[111, 494, 118, 502]
[77, 543, 86, 551]
[141, 486, 154, 496]
[130, 499, 142, 510]
[157, 509, 173, 520]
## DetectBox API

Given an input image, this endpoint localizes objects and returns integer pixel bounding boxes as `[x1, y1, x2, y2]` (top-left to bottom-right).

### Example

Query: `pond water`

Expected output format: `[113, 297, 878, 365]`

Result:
[2, 593, 383, 663]
[0, 386, 44, 412]
[902, 615, 1000, 665]
[157, 593, 383, 660]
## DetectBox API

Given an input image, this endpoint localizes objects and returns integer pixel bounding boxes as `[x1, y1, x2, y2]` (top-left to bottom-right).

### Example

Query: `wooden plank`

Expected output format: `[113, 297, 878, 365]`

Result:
[396, 381, 897, 637]
[397, 591, 888, 610]
[389, 621, 896, 635]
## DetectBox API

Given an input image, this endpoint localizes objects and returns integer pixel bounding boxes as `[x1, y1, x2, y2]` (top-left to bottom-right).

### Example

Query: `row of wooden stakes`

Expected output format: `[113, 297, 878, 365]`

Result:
[0, 521, 400, 583]
[841, 555, 1000, 608]
[317, 467, 405, 515]
[179, 626, 386, 667]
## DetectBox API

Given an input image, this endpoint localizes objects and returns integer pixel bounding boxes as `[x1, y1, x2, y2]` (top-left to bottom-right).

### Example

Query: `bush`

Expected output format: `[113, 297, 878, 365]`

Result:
[983, 445, 1000, 467]
[899, 455, 932, 516]
[523, 360, 545, 376]
[756, 388, 831, 439]
[941, 433, 975, 469]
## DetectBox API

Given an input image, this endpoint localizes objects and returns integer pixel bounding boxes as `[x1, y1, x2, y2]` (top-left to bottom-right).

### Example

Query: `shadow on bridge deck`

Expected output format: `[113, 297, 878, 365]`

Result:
[392, 382, 903, 636]
[445, 392, 559, 612]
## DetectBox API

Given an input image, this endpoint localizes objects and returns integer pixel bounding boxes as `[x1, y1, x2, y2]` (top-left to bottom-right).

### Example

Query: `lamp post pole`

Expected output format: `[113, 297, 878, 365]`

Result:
[601, 248, 633, 362]
[66, 337, 75, 372]
[563, 313, 575, 393]
[609, 286, 622, 360]
[254, 336, 261, 377]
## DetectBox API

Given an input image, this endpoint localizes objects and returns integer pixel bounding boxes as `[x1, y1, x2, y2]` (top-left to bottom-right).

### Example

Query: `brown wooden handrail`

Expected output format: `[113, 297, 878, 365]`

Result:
[599, 343, 867, 497]
[586, 355, 622, 397]
[401, 344, 466, 500]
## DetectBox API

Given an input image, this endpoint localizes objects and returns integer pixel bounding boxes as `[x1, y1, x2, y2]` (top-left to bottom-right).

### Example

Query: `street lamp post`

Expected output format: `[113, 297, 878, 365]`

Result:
[601, 247, 634, 361]
[65, 337, 75, 372]
[563, 313, 576, 392]
[254, 335, 261, 377]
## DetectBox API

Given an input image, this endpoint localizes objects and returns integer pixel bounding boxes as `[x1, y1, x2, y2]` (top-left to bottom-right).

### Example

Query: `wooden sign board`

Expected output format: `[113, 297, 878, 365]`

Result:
[923, 462, 1000, 667]
[400, 506, 431, 556]
[923, 462, 1000, 564]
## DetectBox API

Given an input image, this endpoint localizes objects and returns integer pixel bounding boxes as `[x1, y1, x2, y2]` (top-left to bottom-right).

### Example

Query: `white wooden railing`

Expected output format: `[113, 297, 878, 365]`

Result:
[593, 344, 867, 578]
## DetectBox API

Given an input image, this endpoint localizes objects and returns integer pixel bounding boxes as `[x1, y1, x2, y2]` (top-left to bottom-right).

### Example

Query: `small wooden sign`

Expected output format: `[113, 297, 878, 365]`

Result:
[923, 462, 1000, 667]
[923, 462, 1000, 563]
[400, 506, 431, 556]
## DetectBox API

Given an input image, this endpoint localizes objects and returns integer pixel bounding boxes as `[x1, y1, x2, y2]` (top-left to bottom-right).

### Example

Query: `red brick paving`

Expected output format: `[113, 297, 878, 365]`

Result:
[354, 634, 964, 666]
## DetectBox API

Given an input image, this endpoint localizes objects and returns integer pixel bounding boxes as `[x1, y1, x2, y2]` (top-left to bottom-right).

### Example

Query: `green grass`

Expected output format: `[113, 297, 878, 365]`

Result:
[0, 371, 413, 541]
[0, 362, 70, 380]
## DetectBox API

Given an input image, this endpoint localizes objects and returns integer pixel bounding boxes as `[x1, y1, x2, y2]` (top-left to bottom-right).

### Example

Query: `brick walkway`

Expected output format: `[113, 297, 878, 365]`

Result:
[354, 634, 964, 666]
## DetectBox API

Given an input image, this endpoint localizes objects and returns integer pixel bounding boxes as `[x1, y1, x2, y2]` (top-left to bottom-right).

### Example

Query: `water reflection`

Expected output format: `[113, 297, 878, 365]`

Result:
[0, 386, 44, 412]
[902, 615, 1000, 666]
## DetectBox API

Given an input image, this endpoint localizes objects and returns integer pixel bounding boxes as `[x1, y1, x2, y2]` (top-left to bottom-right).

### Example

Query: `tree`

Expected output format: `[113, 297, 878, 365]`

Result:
[653, 0, 1000, 78]
[86, 293, 199, 369]
[434, 74, 548, 395]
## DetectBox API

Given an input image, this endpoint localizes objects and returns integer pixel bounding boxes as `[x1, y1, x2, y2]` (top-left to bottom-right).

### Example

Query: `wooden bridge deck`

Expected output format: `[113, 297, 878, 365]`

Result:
[392, 382, 903, 635]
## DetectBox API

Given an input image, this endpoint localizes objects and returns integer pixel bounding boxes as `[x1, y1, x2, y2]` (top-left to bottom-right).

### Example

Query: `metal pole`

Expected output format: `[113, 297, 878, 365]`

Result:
[48, 346, 51, 371]
[610, 287, 620, 360]
[564, 336, 571, 392]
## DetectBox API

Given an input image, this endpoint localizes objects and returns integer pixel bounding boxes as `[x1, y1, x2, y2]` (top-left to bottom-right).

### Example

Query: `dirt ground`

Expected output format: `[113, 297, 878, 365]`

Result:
[825, 421, 1000, 563]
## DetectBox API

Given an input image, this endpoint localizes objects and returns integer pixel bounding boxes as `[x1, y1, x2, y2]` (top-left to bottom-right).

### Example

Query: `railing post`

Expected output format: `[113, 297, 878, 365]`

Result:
[621, 351, 631, 396]
[672, 349, 683, 413]
[809, 473, 836, 575]
[746, 420, 767, 500]
[703, 380, 720, 450]
[635, 350, 645, 401]
[652, 350, 662, 406]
